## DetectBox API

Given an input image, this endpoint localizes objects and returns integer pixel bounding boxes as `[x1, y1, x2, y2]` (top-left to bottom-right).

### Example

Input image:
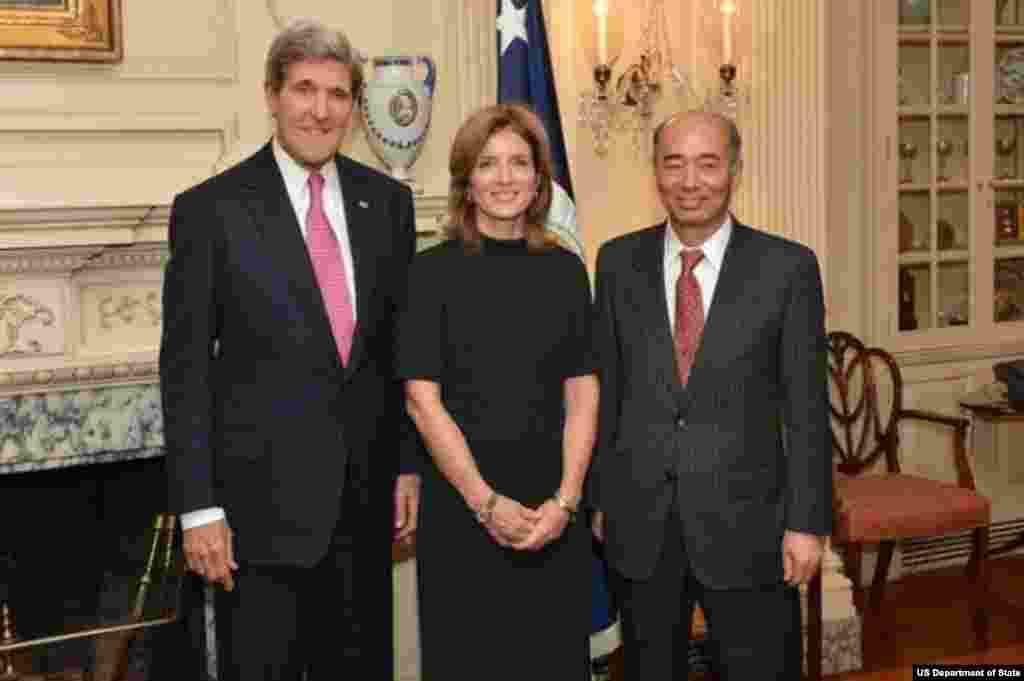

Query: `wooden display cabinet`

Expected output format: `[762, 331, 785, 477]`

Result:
[876, 0, 1024, 352]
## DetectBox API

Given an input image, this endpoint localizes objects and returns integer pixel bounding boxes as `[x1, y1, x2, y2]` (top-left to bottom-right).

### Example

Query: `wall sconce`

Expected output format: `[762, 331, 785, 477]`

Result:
[706, 0, 743, 118]
[578, 0, 748, 157]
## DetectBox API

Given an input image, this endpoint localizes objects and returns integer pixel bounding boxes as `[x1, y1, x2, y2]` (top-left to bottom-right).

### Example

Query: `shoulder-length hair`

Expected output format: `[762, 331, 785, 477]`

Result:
[446, 103, 556, 253]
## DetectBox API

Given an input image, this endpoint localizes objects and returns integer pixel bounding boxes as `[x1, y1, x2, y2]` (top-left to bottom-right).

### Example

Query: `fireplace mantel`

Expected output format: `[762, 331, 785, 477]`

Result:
[0, 201, 170, 472]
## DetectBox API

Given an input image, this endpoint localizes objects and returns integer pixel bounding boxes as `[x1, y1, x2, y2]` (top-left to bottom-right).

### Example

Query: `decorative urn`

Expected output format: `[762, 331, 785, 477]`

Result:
[361, 55, 436, 188]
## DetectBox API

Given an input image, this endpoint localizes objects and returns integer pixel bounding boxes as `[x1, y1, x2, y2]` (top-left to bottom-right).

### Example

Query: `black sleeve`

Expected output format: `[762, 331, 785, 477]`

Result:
[565, 255, 596, 379]
[584, 245, 618, 511]
[396, 254, 444, 383]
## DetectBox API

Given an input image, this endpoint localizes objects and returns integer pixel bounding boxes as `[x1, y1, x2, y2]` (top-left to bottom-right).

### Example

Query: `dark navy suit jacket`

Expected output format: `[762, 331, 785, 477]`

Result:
[159, 142, 417, 567]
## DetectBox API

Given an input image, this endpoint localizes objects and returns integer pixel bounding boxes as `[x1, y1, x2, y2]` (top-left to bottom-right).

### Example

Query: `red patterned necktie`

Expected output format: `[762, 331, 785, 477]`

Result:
[306, 172, 355, 364]
[674, 249, 705, 386]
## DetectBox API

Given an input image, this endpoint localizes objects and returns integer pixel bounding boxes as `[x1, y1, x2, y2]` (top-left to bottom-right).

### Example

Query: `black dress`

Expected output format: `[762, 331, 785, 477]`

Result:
[397, 235, 594, 680]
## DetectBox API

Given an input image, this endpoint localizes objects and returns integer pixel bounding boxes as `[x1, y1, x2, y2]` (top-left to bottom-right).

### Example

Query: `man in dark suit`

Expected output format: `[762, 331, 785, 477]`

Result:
[589, 111, 831, 679]
[157, 17, 419, 681]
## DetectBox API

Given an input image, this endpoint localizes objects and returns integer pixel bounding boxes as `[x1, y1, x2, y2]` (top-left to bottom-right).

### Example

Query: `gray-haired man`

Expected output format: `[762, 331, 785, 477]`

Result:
[155, 17, 420, 680]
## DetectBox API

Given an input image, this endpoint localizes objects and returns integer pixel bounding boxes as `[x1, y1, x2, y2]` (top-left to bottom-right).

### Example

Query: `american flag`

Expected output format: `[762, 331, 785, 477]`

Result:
[497, 0, 584, 259]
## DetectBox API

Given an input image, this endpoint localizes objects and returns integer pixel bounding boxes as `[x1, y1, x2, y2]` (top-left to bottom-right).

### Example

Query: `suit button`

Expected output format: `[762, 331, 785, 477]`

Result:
[676, 416, 687, 429]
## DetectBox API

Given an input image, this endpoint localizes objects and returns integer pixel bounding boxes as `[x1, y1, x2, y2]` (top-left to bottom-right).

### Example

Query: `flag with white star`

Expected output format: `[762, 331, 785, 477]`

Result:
[497, 0, 584, 259]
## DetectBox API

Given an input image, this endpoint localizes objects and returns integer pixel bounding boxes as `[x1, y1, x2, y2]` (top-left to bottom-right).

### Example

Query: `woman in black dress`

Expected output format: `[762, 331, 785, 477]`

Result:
[397, 103, 598, 679]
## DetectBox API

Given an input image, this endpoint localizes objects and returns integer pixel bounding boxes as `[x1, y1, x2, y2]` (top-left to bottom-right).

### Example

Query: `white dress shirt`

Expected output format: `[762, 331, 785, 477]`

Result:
[180, 140, 358, 531]
[663, 215, 733, 329]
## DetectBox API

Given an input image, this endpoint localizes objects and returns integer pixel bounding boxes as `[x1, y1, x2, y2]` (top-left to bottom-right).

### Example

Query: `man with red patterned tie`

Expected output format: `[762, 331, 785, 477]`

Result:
[158, 17, 419, 680]
[588, 111, 831, 680]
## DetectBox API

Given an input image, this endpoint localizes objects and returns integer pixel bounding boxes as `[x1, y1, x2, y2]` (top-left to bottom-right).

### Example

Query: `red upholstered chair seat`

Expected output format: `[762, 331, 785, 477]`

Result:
[834, 473, 991, 544]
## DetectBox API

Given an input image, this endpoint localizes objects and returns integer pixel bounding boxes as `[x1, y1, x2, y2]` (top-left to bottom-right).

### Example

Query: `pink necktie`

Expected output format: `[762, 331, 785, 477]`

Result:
[674, 250, 705, 386]
[306, 172, 355, 364]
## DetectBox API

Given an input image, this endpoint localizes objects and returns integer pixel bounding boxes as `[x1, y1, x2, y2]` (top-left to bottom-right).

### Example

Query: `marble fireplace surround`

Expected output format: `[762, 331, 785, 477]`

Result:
[0, 383, 163, 473]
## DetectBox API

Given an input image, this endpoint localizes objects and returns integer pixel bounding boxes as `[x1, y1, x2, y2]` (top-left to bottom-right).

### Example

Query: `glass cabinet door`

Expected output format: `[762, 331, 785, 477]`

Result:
[885, 0, 1024, 347]
[994, 1, 1024, 324]
[896, 0, 972, 332]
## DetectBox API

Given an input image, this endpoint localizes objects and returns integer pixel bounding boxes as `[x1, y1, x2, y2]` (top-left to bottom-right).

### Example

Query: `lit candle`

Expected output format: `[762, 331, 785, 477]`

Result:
[721, 0, 737, 65]
[594, 0, 609, 65]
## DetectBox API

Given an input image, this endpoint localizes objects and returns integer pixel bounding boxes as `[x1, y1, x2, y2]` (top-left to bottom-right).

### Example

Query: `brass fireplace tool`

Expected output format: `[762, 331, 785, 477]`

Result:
[1, 602, 18, 680]
[0, 514, 180, 681]
[91, 513, 178, 681]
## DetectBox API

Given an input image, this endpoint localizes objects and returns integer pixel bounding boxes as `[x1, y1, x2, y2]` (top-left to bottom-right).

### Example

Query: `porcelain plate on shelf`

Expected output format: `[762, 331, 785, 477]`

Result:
[998, 47, 1024, 103]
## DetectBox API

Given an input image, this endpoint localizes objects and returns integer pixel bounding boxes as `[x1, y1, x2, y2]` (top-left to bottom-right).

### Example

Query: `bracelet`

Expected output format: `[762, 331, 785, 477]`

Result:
[475, 492, 498, 524]
[553, 493, 578, 524]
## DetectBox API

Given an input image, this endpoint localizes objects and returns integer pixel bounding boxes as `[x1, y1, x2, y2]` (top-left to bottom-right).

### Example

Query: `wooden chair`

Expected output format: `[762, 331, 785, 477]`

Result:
[806, 331, 992, 678]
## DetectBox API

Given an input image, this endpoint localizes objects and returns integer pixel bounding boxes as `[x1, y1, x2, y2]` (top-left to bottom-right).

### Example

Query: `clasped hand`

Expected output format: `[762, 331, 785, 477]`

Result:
[183, 519, 238, 591]
[482, 494, 569, 551]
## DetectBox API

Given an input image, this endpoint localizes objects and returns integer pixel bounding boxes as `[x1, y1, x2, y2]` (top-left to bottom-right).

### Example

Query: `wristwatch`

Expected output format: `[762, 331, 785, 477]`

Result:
[553, 493, 578, 524]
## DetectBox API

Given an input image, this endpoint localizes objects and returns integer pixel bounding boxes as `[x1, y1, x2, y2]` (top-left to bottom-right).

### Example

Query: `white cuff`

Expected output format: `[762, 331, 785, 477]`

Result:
[180, 507, 226, 530]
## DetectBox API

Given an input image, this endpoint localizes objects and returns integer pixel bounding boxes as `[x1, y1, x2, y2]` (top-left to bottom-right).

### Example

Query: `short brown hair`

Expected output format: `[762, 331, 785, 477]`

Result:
[446, 103, 556, 253]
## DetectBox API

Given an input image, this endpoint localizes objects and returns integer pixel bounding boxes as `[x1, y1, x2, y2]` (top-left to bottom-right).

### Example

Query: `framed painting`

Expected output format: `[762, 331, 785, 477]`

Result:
[0, 0, 122, 62]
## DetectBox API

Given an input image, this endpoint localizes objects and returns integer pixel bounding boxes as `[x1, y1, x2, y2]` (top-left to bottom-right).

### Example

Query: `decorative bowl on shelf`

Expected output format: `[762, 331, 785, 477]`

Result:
[899, 0, 930, 25]
[997, 47, 1024, 103]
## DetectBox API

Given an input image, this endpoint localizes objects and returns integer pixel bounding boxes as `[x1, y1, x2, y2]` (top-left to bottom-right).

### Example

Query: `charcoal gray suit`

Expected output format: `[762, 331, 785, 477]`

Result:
[590, 220, 831, 679]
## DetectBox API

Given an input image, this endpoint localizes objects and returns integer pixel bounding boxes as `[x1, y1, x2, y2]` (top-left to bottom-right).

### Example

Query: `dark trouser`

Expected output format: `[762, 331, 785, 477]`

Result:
[610, 505, 802, 681]
[151, 450, 391, 681]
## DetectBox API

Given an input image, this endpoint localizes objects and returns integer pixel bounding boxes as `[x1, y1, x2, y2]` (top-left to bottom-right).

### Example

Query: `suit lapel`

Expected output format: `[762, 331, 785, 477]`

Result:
[642, 219, 758, 405]
[335, 155, 377, 378]
[629, 224, 687, 408]
[237, 143, 343, 371]
[686, 221, 755, 390]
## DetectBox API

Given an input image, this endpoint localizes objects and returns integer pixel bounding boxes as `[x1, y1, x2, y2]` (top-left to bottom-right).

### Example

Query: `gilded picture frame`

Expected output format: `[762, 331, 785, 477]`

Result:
[0, 0, 122, 62]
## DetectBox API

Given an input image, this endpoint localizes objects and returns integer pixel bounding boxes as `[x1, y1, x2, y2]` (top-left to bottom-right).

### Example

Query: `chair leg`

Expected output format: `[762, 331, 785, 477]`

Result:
[967, 525, 991, 650]
[805, 570, 822, 680]
[869, 541, 895, 613]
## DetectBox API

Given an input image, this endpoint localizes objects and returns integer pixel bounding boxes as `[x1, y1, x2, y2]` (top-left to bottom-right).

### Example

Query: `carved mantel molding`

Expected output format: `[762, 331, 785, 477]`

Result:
[0, 360, 159, 397]
[0, 204, 170, 249]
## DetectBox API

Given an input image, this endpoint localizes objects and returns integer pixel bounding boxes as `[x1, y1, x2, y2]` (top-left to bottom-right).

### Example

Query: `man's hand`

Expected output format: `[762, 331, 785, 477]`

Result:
[591, 510, 605, 543]
[782, 530, 825, 586]
[394, 473, 421, 544]
[183, 519, 237, 591]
